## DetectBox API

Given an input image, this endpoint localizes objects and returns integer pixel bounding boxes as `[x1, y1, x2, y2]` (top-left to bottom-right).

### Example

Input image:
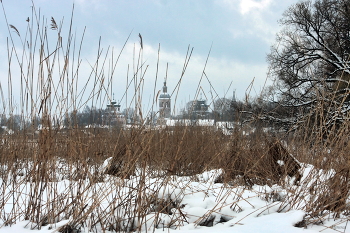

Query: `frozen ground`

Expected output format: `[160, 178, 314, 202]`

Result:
[0, 161, 348, 233]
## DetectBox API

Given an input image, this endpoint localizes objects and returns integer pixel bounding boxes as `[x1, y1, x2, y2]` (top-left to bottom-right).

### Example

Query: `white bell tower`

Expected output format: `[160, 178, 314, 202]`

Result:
[159, 80, 171, 118]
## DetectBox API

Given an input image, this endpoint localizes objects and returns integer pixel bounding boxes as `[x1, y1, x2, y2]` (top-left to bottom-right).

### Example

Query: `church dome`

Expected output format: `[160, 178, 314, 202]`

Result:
[159, 93, 171, 99]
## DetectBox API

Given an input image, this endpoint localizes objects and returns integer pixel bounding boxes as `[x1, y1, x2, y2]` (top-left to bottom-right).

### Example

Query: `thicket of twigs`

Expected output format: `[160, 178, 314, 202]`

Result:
[1, 2, 350, 232]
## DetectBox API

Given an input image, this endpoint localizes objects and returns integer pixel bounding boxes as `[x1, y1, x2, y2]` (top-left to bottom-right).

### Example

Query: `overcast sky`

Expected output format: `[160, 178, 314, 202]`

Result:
[0, 0, 298, 114]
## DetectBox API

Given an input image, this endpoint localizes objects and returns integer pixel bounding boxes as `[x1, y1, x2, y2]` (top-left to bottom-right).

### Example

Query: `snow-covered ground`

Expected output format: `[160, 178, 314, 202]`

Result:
[0, 161, 348, 233]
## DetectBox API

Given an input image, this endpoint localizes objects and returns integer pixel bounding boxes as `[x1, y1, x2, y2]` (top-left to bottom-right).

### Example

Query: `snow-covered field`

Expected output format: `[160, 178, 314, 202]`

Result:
[0, 158, 348, 233]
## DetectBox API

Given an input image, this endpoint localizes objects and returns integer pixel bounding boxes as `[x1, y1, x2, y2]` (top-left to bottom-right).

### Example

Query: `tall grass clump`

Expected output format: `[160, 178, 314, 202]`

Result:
[275, 85, 350, 224]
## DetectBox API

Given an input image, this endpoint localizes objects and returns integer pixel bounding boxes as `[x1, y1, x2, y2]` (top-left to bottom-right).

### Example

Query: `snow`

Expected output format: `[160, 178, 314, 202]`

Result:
[216, 121, 235, 135]
[0, 161, 349, 232]
[277, 160, 285, 166]
[1, 126, 14, 135]
[165, 119, 215, 127]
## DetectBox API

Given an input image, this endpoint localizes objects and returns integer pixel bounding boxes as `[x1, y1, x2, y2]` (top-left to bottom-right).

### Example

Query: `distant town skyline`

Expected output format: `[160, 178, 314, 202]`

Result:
[0, 0, 299, 115]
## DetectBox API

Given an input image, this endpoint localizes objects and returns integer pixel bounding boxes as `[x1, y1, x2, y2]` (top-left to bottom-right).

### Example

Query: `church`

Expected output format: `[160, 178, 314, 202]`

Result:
[159, 81, 171, 118]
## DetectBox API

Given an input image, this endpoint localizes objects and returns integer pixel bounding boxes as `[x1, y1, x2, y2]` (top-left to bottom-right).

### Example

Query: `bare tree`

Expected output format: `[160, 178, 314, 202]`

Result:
[213, 98, 233, 121]
[268, 0, 350, 126]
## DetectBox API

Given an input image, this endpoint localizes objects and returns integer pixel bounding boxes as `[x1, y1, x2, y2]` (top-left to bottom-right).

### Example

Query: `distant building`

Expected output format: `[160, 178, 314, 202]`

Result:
[159, 81, 171, 118]
[107, 100, 120, 112]
[192, 99, 210, 119]
[105, 98, 125, 126]
[187, 99, 210, 119]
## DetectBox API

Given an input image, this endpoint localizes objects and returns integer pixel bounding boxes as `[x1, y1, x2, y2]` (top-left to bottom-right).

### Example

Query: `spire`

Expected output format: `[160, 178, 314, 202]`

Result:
[163, 81, 167, 93]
